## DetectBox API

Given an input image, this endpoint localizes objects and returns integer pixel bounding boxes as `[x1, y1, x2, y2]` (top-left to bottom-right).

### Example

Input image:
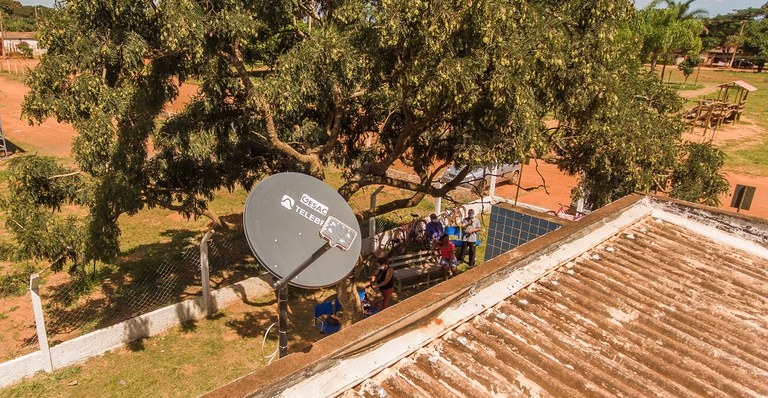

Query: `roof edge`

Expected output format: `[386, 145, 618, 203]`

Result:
[648, 195, 768, 247]
[201, 195, 649, 398]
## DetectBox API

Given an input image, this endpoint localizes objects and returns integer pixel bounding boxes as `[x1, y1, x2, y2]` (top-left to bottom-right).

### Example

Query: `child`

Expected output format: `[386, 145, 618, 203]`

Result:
[433, 233, 458, 280]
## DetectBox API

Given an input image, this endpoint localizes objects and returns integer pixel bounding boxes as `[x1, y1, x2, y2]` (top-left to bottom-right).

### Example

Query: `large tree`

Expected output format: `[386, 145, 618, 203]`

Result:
[14, 0, 727, 322]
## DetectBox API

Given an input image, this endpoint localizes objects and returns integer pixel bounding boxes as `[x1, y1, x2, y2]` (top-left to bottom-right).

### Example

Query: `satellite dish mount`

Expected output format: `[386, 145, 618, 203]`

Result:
[243, 173, 361, 358]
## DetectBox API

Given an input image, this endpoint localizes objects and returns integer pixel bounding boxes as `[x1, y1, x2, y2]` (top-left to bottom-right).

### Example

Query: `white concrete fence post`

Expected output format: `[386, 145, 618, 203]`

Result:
[369, 186, 385, 253]
[200, 230, 214, 318]
[488, 164, 498, 202]
[29, 273, 54, 373]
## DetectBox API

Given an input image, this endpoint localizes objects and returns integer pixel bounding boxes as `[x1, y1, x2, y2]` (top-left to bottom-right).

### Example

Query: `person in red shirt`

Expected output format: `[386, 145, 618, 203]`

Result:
[433, 233, 458, 280]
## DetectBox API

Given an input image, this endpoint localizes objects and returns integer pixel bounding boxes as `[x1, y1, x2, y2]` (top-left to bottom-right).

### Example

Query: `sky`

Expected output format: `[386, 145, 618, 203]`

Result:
[16, 0, 768, 17]
[633, 0, 766, 16]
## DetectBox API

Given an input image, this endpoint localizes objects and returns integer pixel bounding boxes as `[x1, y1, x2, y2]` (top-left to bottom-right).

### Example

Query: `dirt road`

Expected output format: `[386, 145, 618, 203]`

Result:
[0, 74, 76, 158]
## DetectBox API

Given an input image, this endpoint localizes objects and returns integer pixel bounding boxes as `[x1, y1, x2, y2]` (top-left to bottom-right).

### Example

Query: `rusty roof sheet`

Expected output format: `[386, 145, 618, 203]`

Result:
[2, 32, 36, 40]
[204, 196, 768, 398]
[343, 217, 768, 398]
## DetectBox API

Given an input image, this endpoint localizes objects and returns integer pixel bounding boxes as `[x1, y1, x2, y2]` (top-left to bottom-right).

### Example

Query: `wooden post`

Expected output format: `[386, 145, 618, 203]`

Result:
[200, 230, 214, 318]
[29, 274, 54, 373]
[0, 10, 5, 61]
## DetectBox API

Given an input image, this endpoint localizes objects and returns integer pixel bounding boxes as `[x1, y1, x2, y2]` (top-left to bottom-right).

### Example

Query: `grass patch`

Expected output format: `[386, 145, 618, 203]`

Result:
[672, 69, 768, 176]
[667, 83, 704, 91]
[0, 292, 321, 398]
[735, 142, 768, 166]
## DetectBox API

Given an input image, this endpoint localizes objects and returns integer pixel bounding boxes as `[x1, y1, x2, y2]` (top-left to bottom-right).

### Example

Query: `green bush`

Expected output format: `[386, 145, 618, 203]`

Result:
[17, 42, 33, 59]
[0, 263, 36, 299]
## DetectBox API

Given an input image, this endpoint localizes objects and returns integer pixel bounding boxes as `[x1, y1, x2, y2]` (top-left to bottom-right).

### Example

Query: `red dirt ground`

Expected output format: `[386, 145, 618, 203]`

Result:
[4, 71, 764, 218]
[0, 74, 77, 158]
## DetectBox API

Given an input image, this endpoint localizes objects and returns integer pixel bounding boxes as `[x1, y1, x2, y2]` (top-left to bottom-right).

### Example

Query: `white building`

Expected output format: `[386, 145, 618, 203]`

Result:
[2, 32, 42, 56]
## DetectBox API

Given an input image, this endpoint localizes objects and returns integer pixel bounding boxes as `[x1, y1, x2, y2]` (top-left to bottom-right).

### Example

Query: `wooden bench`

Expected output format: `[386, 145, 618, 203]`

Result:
[390, 250, 445, 294]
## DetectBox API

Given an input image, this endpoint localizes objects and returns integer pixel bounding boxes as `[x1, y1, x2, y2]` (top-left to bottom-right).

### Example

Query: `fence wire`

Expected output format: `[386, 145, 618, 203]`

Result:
[31, 231, 258, 350]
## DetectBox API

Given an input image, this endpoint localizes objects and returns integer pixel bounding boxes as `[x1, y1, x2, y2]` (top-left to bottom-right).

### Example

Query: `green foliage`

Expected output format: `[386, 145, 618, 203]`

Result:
[701, 4, 767, 51]
[0, 3, 46, 31]
[677, 56, 701, 82]
[637, 1, 705, 67]
[1, 155, 90, 272]
[2, 17, 34, 31]
[743, 17, 768, 62]
[0, 0, 21, 14]
[17, 0, 729, 275]
[670, 142, 730, 206]
[0, 263, 36, 299]
[555, 70, 685, 207]
[17, 41, 33, 58]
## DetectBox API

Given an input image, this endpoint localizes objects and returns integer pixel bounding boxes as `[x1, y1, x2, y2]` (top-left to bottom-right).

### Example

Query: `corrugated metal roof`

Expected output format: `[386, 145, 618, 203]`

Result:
[343, 217, 768, 397]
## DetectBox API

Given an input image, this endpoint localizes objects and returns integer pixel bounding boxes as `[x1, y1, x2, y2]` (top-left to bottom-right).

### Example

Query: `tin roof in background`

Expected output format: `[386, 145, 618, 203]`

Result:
[1, 32, 36, 40]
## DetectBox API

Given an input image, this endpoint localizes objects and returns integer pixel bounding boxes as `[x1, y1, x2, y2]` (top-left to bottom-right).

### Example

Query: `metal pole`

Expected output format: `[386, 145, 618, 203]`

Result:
[272, 241, 333, 358]
[278, 286, 288, 358]
[30, 274, 54, 372]
[200, 230, 214, 317]
[273, 242, 332, 291]
[488, 164, 498, 201]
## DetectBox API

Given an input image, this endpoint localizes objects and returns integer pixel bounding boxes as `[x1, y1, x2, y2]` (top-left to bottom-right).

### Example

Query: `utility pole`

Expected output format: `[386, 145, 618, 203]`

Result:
[0, 10, 6, 61]
[728, 21, 747, 69]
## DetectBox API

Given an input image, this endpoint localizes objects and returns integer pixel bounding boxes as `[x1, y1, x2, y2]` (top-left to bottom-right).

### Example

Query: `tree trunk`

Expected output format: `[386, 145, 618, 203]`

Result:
[336, 260, 365, 326]
[650, 53, 659, 70]
[660, 60, 667, 83]
[202, 209, 232, 231]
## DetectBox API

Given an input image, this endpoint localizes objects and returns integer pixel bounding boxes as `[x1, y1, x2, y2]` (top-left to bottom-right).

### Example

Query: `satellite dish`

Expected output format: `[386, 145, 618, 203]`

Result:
[243, 172, 361, 289]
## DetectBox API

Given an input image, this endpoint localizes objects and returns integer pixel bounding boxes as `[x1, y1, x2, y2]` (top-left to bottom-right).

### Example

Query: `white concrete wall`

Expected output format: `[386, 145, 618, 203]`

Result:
[0, 276, 272, 388]
[3, 39, 39, 54]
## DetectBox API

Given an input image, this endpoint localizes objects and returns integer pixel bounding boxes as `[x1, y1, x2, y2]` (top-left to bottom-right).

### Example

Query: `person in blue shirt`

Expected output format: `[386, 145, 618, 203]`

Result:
[424, 213, 444, 246]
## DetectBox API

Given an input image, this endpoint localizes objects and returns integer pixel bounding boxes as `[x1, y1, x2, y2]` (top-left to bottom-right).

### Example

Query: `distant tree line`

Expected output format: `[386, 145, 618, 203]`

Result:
[701, 3, 768, 70]
[0, 0, 51, 32]
[637, 1, 768, 71]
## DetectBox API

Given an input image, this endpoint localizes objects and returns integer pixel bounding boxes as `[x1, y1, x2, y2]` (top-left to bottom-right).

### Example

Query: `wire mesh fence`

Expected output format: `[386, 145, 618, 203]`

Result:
[41, 231, 260, 347]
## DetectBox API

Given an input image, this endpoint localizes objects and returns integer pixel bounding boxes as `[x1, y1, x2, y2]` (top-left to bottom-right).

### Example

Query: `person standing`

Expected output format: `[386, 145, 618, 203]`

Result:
[370, 257, 395, 310]
[459, 209, 481, 267]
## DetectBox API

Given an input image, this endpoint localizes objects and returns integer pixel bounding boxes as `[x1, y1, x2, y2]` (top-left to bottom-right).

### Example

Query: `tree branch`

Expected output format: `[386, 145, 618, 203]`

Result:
[260, 100, 324, 178]
[47, 171, 82, 180]
[356, 192, 428, 220]
[312, 83, 344, 156]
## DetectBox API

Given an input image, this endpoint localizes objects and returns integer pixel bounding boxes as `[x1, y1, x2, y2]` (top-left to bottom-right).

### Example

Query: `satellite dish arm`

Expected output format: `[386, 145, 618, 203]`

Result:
[273, 242, 333, 290]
